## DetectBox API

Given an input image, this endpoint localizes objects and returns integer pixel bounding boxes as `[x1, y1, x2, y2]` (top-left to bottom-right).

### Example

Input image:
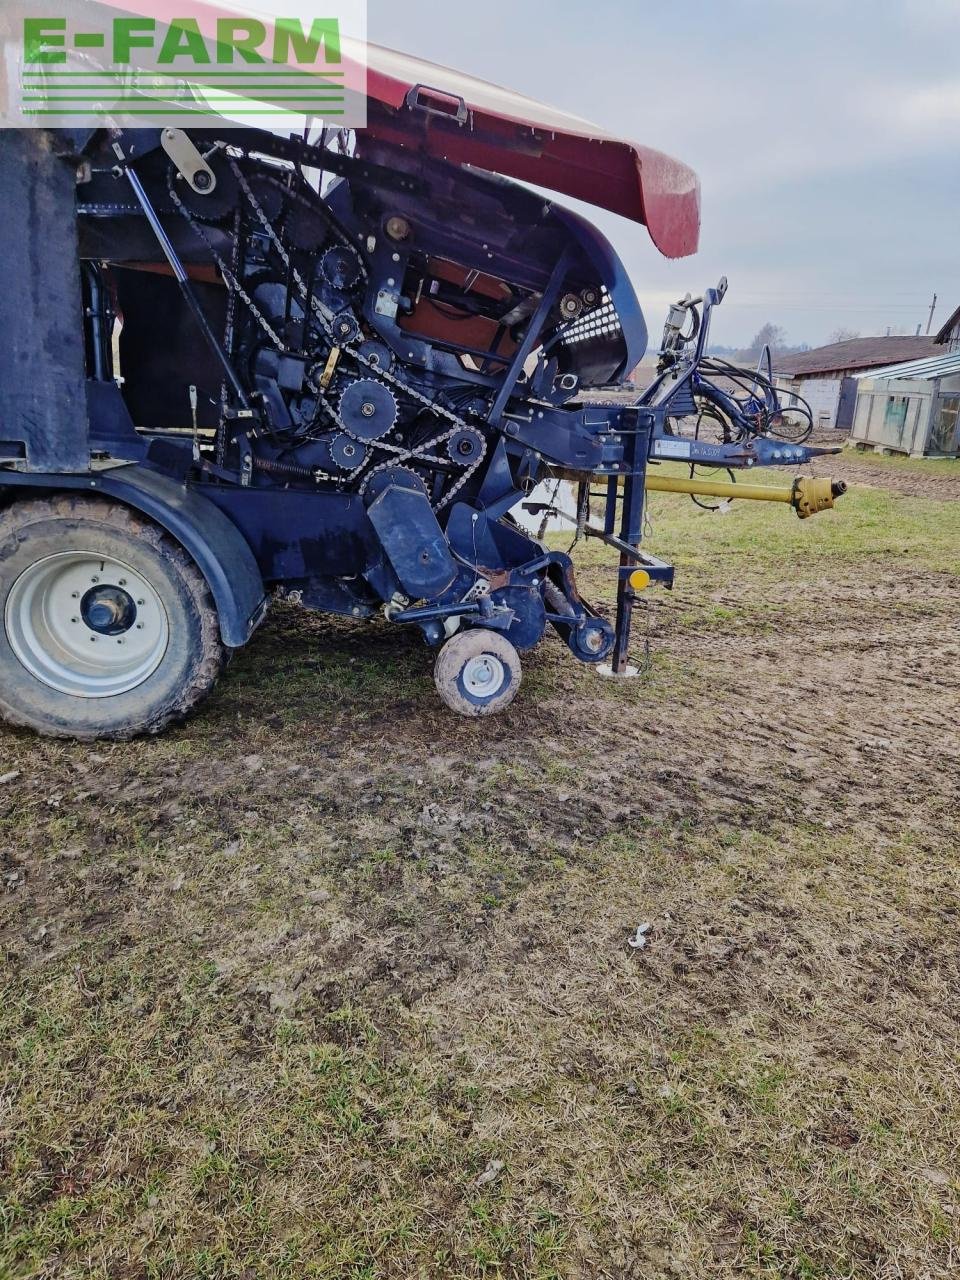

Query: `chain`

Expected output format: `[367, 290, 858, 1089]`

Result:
[230, 158, 340, 338]
[171, 149, 489, 507]
[168, 177, 284, 349]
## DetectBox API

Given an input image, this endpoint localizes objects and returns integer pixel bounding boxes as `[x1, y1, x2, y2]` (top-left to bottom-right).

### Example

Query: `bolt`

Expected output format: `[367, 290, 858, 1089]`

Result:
[71, 616, 79, 624]
[137, 599, 145, 606]
[361, 401, 376, 418]
[118, 578, 127, 586]
[71, 591, 79, 599]
[91, 575, 100, 583]
[136, 623, 143, 630]
[117, 639, 124, 645]
[193, 170, 212, 191]
[90, 636, 97, 643]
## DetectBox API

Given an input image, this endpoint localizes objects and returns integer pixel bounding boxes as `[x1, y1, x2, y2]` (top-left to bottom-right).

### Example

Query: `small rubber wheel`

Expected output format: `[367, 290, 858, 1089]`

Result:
[433, 628, 521, 718]
[0, 496, 225, 740]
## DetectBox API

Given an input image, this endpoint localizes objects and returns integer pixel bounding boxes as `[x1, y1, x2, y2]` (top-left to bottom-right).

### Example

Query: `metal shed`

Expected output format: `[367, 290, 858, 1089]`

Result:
[851, 353, 960, 457]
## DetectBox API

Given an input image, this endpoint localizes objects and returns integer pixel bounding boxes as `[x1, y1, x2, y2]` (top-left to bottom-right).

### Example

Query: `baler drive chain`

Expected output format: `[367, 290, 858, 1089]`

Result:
[168, 151, 487, 508]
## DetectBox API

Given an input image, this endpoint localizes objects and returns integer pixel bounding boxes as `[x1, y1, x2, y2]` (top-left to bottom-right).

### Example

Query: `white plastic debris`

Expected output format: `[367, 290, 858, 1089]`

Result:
[628, 922, 652, 950]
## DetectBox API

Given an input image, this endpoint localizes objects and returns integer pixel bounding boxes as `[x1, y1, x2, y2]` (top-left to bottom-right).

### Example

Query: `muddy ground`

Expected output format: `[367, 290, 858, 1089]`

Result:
[1, 456, 958, 1279]
[806, 451, 960, 501]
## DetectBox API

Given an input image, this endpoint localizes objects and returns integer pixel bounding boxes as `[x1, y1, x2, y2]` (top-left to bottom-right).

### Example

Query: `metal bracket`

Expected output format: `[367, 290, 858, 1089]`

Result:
[160, 128, 217, 196]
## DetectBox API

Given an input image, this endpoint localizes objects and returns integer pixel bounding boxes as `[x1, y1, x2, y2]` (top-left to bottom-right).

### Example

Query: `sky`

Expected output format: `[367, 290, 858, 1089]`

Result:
[364, 0, 960, 350]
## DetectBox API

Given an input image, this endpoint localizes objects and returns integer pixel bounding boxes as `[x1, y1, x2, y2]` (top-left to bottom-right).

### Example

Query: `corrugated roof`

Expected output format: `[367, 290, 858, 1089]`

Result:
[854, 351, 960, 381]
[773, 336, 940, 377]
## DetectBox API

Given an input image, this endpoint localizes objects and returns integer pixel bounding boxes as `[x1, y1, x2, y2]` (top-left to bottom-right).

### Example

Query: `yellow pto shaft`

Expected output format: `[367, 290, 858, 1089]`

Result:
[643, 473, 846, 519]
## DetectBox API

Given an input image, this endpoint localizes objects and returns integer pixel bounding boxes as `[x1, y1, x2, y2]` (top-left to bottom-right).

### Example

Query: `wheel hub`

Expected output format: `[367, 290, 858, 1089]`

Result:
[462, 653, 506, 698]
[80, 584, 137, 636]
[5, 552, 170, 698]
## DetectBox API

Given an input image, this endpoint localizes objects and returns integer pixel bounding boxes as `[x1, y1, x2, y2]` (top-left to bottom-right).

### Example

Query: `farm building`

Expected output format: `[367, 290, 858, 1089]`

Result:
[844, 305, 960, 457]
[935, 303, 960, 352]
[774, 335, 940, 429]
[850, 355, 960, 456]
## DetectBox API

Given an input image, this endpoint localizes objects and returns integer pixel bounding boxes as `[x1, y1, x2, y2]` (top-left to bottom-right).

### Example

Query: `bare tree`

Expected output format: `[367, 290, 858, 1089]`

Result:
[739, 322, 787, 360]
[827, 327, 860, 344]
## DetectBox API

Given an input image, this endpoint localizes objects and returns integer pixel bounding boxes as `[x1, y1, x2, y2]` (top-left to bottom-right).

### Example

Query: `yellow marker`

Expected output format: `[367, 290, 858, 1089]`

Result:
[628, 568, 652, 591]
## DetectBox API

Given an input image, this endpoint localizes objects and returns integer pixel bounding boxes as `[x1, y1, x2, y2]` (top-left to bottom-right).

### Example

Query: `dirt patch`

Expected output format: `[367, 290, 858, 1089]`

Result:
[806, 450, 960, 500]
[1, 484, 958, 1278]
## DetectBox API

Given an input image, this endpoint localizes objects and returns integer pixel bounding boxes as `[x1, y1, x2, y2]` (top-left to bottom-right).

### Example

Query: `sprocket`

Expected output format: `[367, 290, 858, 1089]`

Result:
[338, 380, 398, 442]
[360, 463, 429, 501]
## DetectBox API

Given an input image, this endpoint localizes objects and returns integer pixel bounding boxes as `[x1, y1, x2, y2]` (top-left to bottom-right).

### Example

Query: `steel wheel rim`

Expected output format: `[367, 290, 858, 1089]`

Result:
[5, 551, 170, 698]
[462, 652, 506, 699]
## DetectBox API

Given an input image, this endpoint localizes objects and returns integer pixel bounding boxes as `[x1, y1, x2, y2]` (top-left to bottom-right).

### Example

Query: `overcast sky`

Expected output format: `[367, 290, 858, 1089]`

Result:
[365, 0, 959, 349]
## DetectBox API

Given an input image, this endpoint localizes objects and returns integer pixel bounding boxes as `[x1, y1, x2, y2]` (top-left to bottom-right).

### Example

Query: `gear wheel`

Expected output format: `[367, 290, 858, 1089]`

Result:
[361, 464, 428, 502]
[331, 311, 360, 345]
[338, 380, 398, 442]
[321, 245, 362, 291]
[446, 426, 486, 465]
[170, 153, 239, 224]
[329, 433, 368, 471]
[283, 200, 328, 252]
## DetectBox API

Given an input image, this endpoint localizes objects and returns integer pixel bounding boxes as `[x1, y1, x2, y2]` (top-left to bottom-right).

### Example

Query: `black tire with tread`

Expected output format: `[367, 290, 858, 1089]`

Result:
[0, 495, 225, 740]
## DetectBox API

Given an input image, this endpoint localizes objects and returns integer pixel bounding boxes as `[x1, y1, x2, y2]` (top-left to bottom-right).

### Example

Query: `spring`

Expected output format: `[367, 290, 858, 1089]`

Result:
[252, 455, 316, 481]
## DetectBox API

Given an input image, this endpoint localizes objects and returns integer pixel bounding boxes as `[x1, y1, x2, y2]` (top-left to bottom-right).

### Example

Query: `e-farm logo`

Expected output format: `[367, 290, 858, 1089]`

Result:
[2, 1, 367, 127]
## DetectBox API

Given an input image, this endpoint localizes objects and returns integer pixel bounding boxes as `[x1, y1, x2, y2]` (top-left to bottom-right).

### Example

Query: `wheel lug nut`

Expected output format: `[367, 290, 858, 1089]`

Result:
[71, 617, 79, 624]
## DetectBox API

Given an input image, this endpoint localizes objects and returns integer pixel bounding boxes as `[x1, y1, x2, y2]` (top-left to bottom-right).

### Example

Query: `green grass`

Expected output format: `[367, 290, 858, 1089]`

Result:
[565, 464, 960, 590]
[662, 480, 958, 572]
[1, 472, 958, 1277]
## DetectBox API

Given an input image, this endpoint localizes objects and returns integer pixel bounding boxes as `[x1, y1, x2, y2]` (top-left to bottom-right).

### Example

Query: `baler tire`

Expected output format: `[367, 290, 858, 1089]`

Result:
[0, 495, 225, 740]
[433, 628, 521, 718]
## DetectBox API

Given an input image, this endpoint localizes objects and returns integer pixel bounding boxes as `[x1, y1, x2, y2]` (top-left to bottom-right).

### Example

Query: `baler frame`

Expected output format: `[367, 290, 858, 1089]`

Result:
[0, 88, 843, 737]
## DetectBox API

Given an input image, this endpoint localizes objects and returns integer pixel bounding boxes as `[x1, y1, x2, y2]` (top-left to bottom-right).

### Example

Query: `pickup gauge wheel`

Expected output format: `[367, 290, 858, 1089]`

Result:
[0, 497, 224, 740]
[433, 629, 521, 717]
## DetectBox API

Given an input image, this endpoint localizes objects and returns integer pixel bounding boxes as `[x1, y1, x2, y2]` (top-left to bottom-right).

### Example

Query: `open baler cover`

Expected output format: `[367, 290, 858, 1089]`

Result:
[359, 44, 701, 259]
[12, 0, 700, 258]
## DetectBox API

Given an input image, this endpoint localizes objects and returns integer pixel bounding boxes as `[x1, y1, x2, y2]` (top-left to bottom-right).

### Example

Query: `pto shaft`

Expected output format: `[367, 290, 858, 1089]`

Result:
[644, 473, 846, 519]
